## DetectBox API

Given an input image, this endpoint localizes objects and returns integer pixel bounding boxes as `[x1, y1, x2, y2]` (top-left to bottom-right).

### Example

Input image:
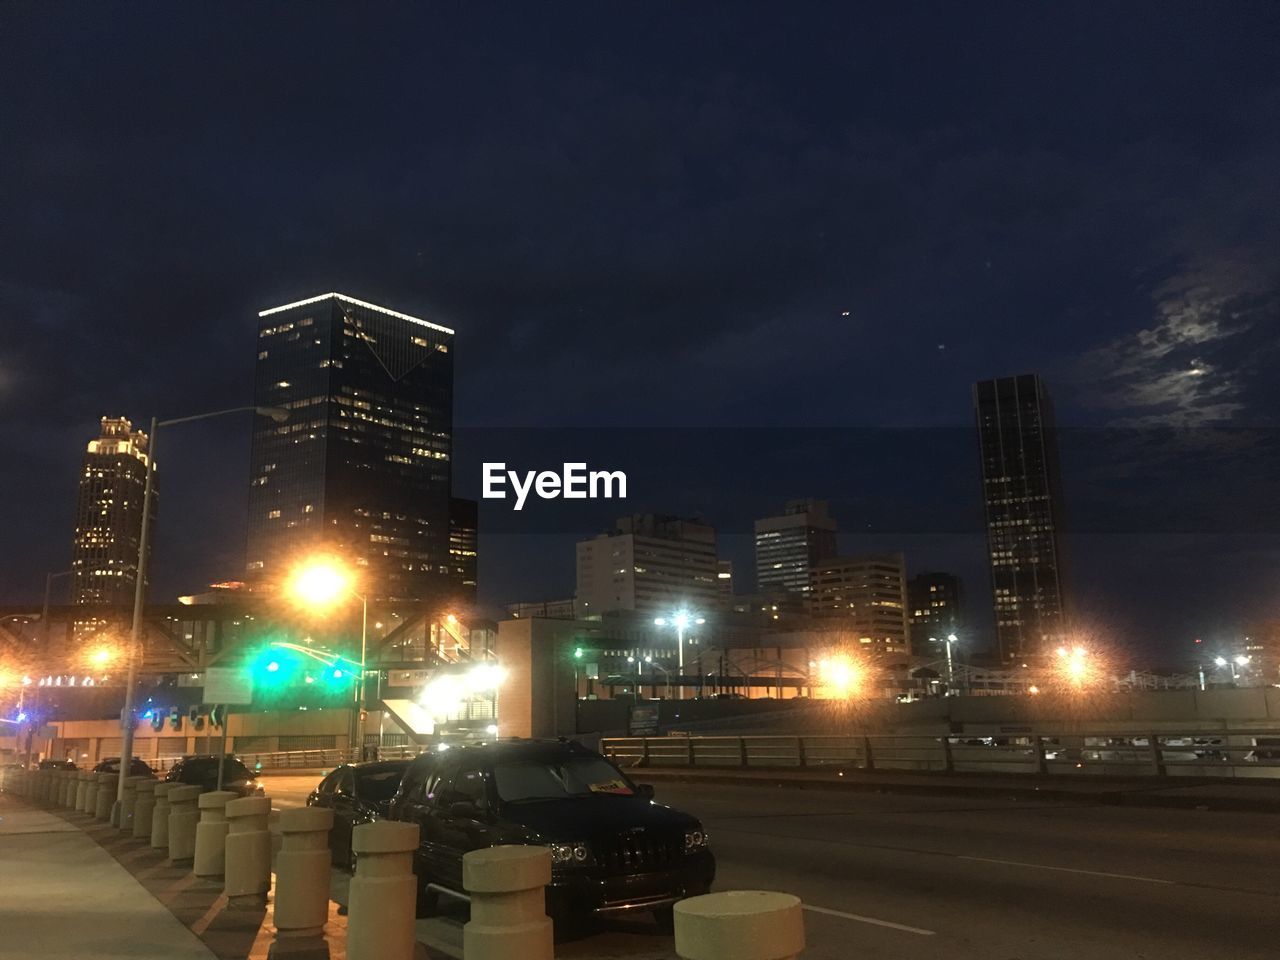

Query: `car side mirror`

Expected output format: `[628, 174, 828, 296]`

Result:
[636, 783, 655, 800]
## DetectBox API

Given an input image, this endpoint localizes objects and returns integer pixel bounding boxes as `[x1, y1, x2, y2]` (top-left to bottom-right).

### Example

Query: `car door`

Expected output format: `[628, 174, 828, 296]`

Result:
[308, 770, 341, 858]
[429, 763, 498, 891]
[330, 767, 359, 865]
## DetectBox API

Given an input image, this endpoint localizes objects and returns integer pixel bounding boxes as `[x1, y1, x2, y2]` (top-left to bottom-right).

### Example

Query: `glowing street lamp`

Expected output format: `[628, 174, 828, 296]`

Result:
[288, 556, 368, 755]
[653, 611, 705, 700]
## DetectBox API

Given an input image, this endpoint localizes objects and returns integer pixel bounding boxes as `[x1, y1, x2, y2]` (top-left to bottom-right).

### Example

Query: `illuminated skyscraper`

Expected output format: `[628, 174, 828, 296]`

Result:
[71, 417, 152, 607]
[754, 498, 838, 595]
[973, 374, 1070, 661]
[246, 292, 465, 602]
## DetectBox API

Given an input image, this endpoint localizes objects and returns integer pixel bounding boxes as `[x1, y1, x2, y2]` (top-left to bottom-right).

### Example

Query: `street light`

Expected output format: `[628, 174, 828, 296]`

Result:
[929, 633, 959, 693]
[653, 610, 705, 700]
[115, 405, 287, 823]
[287, 556, 368, 757]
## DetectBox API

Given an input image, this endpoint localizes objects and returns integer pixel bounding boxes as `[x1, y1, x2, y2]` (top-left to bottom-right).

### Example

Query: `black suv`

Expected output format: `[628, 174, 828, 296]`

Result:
[388, 739, 714, 926]
[164, 755, 263, 797]
[92, 757, 156, 777]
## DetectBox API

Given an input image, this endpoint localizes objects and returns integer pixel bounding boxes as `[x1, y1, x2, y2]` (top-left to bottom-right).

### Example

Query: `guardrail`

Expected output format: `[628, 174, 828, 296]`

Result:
[601, 731, 1280, 780]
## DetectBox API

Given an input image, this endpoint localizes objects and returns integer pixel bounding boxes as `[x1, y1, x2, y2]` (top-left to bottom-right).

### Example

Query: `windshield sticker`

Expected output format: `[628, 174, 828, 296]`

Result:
[587, 779, 634, 795]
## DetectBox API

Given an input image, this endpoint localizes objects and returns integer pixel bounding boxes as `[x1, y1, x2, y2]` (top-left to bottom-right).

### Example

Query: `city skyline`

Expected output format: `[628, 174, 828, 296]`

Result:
[3, 5, 1278, 660]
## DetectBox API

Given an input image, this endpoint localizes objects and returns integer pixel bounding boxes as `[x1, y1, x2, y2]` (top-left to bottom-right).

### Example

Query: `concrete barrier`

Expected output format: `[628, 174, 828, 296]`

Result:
[37, 769, 52, 803]
[674, 891, 805, 960]
[272, 807, 334, 942]
[133, 779, 157, 839]
[347, 821, 419, 960]
[59, 771, 75, 807]
[151, 782, 176, 849]
[94, 774, 118, 821]
[167, 784, 203, 864]
[119, 776, 149, 833]
[462, 845, 554, 960]
[193, 790, 239, 879]
[75, 771, 93, 812]
[224, 796, 272, 902]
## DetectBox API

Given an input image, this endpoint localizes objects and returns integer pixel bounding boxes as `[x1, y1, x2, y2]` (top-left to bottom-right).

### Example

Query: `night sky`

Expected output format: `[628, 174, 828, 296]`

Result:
[2, 4, 1278, 661]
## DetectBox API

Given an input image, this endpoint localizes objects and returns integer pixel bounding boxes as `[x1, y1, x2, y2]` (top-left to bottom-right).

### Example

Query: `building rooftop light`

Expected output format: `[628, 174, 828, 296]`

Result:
[258, 292, 454, 335]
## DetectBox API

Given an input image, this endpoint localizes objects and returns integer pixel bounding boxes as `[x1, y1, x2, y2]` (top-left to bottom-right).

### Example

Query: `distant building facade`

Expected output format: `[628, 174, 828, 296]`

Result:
[754, 498, 838, 595]
[907, 572, 964, 649]
[71, 417, 152, 608]
[808, 553, 909, 655]
[974, 374, 1070, 661]
[245, 293, 467, 602]
[449, 497, 478, 592]
[576, 514, 719, 617]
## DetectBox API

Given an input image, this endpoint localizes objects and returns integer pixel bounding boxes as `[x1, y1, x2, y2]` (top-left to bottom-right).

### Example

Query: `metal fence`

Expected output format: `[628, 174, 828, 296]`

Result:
[600, 731, 1280, 780]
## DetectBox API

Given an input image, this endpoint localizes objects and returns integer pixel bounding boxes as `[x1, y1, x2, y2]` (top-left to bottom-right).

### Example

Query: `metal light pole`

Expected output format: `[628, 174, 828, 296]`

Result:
[114, 406, 287, 823]
[356, 592, 368, 758]
[654, 611, 705, 700]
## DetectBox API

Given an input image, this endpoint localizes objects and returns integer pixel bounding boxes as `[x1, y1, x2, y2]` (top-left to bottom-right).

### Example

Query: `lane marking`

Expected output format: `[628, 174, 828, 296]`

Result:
[956, 855, 1174, 884]
[802, 903, 936, 935]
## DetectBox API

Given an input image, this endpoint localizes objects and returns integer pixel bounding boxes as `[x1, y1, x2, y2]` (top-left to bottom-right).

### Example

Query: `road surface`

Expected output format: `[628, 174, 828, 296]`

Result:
[259, 773, 1280, 959]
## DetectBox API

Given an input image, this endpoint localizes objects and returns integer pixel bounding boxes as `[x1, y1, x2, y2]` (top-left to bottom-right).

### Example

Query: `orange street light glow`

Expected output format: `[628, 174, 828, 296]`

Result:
[288, 558, 354, 609]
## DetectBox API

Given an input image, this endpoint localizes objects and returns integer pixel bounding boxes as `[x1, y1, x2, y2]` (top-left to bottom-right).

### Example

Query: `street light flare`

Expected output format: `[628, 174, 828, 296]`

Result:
[288, 556, 354, 609]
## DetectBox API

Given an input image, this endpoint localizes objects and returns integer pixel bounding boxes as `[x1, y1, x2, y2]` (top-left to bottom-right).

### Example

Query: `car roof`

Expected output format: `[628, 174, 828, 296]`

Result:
[348, 759, 411, 774]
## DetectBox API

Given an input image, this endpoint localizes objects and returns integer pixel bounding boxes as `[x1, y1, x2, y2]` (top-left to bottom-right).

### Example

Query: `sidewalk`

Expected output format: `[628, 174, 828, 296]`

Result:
[0, 794, 217, 960]
[630, 765, 1280, 812]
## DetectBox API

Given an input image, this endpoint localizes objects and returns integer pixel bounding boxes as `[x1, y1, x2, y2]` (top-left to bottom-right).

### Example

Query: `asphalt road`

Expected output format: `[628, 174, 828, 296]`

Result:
[260, 773, 1280, 959]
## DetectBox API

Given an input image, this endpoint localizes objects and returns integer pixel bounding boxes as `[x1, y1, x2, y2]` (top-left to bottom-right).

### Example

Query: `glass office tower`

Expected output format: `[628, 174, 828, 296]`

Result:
[246, 293, 459, 601]
[973, 374, 1070, 662]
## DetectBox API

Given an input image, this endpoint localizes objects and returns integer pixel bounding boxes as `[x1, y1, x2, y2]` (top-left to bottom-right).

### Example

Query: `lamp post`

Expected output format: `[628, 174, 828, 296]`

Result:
[643, 656, 673, 699]
[115, 405, 287, 824]
[288, 558, 369, 757]
[653, 611, 705, 700]
[929, 633, 958, 694]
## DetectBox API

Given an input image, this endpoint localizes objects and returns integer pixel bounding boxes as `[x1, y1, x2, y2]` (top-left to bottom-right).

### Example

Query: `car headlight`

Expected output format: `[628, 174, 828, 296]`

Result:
[548, 841, 590, 864]
[684, 829, 709, 852]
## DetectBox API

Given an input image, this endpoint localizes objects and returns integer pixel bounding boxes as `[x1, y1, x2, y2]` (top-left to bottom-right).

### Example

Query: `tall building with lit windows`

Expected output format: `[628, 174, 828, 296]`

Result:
[808, 554, 909, 655]
[575, 514, 719, 617]
[974, 374, 1070, 662]
[754, 498, 838, 595]
[71, 417, 152, 607]
[246, 292, 466, 602]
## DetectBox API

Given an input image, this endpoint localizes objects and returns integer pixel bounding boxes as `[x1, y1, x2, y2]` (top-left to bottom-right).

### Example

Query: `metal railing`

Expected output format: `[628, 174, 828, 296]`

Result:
[600, 731, 1280, 780]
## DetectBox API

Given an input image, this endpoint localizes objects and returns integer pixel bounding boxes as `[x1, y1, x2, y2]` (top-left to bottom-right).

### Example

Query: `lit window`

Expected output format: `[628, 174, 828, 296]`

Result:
[267, 509, 281, 519]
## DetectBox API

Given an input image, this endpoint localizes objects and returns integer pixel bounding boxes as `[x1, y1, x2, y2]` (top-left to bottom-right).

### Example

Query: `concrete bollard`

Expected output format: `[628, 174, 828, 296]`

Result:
[167, 784, 203, 864]
[53, 771, 67, 806]
[674, 891, 805, 960]
[94, 774, 118, 821]
[84, 773, 100, 813]
[59, 771, 74, 807]
[133, 779, 157, 839]
[193, 790, 239, 879]
[224, 796, 272, 902]
[462, 845, 554, 960]
[37, 769, 52, 803]
[347, 820, 419, 960]
[272, 807, 334, 942]
[151, 782, 176, 849]
[119, 776, 148, 833]
[75, 771, 93, 812]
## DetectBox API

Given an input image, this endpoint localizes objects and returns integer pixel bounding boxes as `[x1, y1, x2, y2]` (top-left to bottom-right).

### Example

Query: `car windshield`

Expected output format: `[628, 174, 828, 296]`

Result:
[493, 757, 635, 802]
[356, 768, 405, 802]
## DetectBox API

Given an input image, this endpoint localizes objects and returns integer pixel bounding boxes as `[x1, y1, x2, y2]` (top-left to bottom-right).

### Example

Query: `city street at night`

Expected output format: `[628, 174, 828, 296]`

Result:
[252, 774, 1280, 960]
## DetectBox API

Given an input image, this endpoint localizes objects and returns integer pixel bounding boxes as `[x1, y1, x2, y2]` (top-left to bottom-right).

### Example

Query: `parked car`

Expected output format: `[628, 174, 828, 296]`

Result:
[38, 758, 77, 770]
[164, 755, 264, 797]
[389, 738, 714, 928]
[92, 757, 156, 777]
[307, 759, 411, 868]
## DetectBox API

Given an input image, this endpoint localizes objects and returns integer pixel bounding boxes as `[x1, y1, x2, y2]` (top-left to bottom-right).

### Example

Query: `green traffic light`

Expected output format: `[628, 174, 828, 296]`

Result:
[574, 647, 584, 659]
